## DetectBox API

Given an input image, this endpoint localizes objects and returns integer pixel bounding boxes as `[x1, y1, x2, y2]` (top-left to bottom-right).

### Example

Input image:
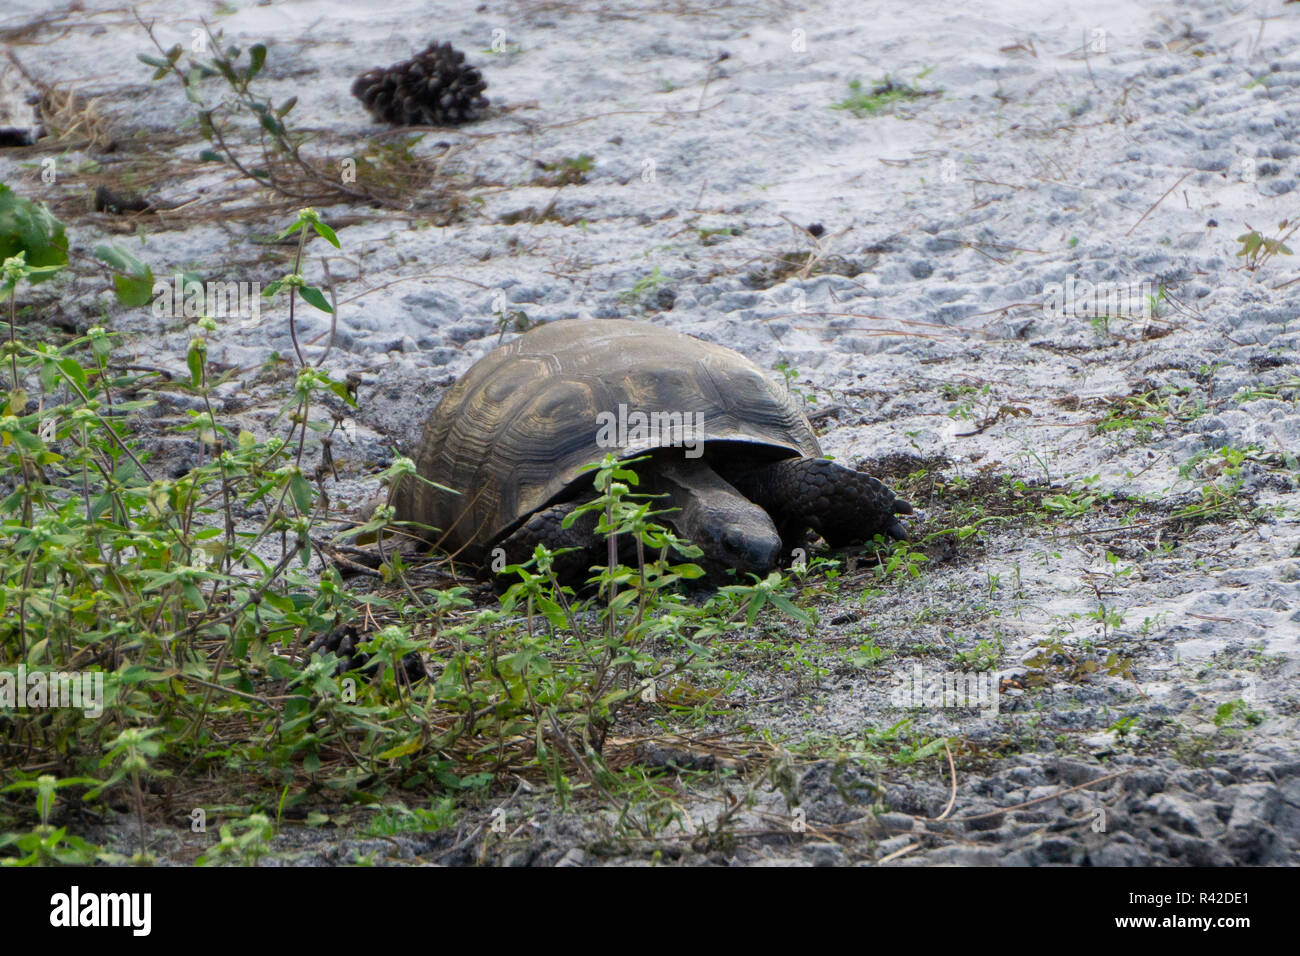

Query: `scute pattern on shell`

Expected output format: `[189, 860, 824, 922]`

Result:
[395, 320, 821, 561]
[351, 41, 488, 127]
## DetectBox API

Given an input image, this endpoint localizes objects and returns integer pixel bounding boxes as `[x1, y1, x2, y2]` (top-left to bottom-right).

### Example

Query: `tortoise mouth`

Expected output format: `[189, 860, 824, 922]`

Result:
[716, 524, 783, 575]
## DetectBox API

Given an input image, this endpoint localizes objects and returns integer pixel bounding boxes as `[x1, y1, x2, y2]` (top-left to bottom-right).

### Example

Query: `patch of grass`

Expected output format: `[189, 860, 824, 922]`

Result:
[1213, 698, 1265, 729]
[537, 154, 594, 187]
[1233, 375, 1300, 404]
[697, 224, 740, 245]
[1040, 475, 1109, 518]
[742, 249, 875, 289]
[1169, 695, 1267, 768]
[498, 200, 579, 225]
[795, 719, 951, 769]
[954, 637, 1003, 671]
[913, 469, 1051, 534]
[617, 265, 666, 306]
[351, 135, 460, 205]
[831, 73, 937, 118]
[363, 797, 459, 836]
[1093, 384, 1209, 444]
[843, 638, 889, 669]
[1021, 638, 1134, 687]
[1171, 444, 1268, 526]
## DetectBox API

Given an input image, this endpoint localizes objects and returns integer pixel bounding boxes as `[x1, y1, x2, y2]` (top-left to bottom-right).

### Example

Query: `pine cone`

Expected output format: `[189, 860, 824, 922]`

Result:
[352, 42, 488, 127]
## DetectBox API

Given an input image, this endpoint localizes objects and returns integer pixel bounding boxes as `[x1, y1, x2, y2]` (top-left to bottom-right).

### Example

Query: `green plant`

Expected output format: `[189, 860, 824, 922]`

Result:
[618, 266, 665, 305]
[1171, 444, 1265, 525]
[0, 203, 376, 848]
[136, 18, 421, 210]
[1077, 602, 1125, 641]
[196, 813, 274, 865]
[873, 541, 928, 584]
[0, 187, 938, 861]
[1212, 698, 1264, 729]
[1108, 715, 1138, 738]
[1041, 476, 1106, 517]
[1147, 284, 1169, 319]
[89, 728, 165, 861]
[697, 225, 740, 245]
[363, 797, 459, 836]
[832, 72, 938, 118]
[774, 360, 817, 405]
[1021, 638, 1132, 686]
[797, 719, 950, 768]
[845, 639, 887, 669]
[1235, 221, 1296, 271]
[0, 185, 67, 278]
[1138, 612, 1169, 636]
[954, 637, 1003, 671]
[539, 154, 594, 186]
[0, 775, 104, 865]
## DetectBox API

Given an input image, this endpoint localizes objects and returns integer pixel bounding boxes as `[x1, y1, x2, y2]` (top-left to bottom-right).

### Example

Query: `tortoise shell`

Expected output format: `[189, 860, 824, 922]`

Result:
[394, 319, 821, 560]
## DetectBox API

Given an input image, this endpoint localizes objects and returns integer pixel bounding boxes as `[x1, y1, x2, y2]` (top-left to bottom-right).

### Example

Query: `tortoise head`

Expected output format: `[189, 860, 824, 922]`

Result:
[707, 507, 783, 575]
[651, 458, 782, 576]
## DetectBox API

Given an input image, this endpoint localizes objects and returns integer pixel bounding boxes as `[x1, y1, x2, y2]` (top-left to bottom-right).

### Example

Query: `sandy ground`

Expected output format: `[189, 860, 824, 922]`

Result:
[2, 0, 1299, 864]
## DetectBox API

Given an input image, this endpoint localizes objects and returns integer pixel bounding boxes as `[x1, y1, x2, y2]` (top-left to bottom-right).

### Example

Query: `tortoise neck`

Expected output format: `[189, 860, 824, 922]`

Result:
[649, 459, 782, 573]
[651, 459, 741, 524]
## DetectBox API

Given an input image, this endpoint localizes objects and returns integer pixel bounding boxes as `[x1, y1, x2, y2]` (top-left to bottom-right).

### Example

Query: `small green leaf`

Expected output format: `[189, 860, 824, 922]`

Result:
[246, 43, 267, 80]
[298, 285, 333, 313]
[184, 69, 205, 102]
[289, 473, 314, 513]
[112, 273, 156, 308]
[536, 596, 568, 629]
[311, 221, 341, 249]
[768, 591, 812, 625]
[328, 378, 358, 408]
[57, 357, 88, 391]
[13, 428, 45, 454]
[214, 58, 237, 84]
[94, 243, 158, 305]
[187, 344, 204, 387]
[0, 184, 69, 277]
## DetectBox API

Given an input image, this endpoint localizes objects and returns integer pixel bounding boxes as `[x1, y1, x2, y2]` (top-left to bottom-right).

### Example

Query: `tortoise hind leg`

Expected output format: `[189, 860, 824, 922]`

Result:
[495, 501, 602, 582]
[723, 458, 913, 547]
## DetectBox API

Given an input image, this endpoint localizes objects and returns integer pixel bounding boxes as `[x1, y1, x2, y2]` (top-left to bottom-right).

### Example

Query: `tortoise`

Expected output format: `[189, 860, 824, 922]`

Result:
[393, 319, 912, 579]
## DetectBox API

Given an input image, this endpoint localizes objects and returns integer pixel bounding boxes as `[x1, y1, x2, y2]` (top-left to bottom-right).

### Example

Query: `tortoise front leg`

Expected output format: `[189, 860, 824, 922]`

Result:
[495, 501, 602, 582]
[724, 458, 912, 547]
